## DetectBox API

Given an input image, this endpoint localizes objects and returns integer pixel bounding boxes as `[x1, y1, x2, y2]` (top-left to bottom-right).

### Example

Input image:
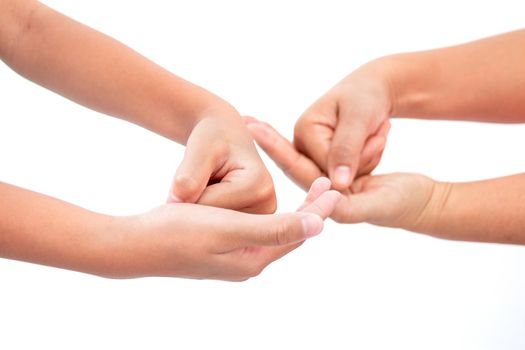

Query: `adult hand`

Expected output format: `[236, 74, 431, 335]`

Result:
[114, 177, 341, 281]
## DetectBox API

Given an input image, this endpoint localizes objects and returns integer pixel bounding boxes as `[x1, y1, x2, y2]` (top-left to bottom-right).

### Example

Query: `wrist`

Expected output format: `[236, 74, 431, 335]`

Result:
[352, 57, 397, 118]
[380, 51, 439, 117]
[180, 99, 243, 143]
[95, 213, 182, 279]
[196, 100, 241, 125]
[410, 180, 454, 236]
[84, 214, 142, 279]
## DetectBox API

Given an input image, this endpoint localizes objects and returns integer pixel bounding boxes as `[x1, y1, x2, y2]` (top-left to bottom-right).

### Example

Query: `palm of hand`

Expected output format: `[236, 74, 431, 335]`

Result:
[127, 177, 341, 281]
[336, 173, 434, 227]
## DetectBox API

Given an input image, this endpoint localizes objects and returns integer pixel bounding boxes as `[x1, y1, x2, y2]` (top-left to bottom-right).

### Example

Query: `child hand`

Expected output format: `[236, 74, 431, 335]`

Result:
[113, 178, 341, 281]
[283, 58, 394, 190]
[245, 119, 439, 230]
[168, 108, 276, 214]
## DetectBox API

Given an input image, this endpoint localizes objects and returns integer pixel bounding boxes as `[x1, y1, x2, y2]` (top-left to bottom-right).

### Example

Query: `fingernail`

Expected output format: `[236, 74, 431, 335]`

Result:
[334, 165, 351, 186]
[301, 214, 323, 238]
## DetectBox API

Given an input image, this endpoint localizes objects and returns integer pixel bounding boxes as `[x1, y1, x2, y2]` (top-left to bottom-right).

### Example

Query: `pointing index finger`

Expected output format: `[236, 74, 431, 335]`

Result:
[244, 117, 324, 191]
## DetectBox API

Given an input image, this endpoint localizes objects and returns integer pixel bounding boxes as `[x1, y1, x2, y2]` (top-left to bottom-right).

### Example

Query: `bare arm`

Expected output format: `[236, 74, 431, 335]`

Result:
[286, 29, 525, 190]
[0, 180, 340, 279]
[0, 0, 231, 143]
[246, 118, 525, 245]
[0, 0, 278, 213]
[419, 174, 525, 244]
[0, 182, 118, 275]
[388, 30, 525, 122]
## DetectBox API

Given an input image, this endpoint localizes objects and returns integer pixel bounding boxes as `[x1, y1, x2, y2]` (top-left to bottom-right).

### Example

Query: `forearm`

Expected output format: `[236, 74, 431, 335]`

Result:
[414, 174, 525, 244]
[384, 30, 525, 123]
[0, 182, 124, 276]
[0, 0, 233, 143]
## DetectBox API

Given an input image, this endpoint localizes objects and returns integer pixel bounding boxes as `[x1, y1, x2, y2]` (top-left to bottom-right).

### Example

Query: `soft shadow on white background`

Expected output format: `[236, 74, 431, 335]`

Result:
[1, 1, 524, 349]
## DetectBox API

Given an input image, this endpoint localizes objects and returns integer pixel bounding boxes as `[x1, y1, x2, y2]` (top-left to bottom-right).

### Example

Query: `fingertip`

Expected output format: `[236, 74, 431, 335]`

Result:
[310, 177, 332, 193]
[300, 213, 324, 238]
[319, 190, 342, 219]
[245, 122, 268, 138]
[297, 177, 333, 211]
[243, 116, 260, 125]
[245, 123, 278, 151]
[331, 165, 353, 190]
[172, 174, 201, 202]
[300, 189, 342, 219]
[325, 190, 343, 206]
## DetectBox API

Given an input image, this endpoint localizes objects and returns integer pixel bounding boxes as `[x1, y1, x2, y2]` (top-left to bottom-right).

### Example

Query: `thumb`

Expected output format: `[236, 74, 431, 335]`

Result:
[234, 187, 341, 247]
[244, 117, 324, 191]
[169, 140, 228, 204]
[241, 212, 324, 247]
[342, 191, 383, 224]
[328, 117, 369, 190]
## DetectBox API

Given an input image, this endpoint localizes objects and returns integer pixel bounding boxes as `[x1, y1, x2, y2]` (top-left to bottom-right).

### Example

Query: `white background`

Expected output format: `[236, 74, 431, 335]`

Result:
[1, 1, 525, 349]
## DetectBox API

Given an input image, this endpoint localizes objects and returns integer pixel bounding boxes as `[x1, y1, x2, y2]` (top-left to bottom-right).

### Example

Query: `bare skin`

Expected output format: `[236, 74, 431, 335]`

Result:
[0, 0, 275, 213]
[0, 0, 342, 279]
[278, 30, 525, 190]
[0, 179, 340, 280]
[246, 30, 525, 244]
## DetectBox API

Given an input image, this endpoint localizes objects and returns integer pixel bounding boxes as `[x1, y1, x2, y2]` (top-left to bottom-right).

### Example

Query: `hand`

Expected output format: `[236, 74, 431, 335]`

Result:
[112, 178, 341, 281]
[168, 107, 276, 214]
[245, 120, 437, 229]
[283, 58, 394, 190]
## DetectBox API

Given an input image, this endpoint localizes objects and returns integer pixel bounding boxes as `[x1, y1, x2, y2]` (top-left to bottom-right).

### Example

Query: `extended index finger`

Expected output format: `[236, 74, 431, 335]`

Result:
[244, 117, 324, 191]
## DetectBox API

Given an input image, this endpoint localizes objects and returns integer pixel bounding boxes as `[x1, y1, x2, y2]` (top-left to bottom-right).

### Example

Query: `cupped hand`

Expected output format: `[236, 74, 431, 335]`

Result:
[245, 119, 435, 229]
[115, 177, 341, 281]
[287, 59, 394, 190]
[168, 108, 276, 214]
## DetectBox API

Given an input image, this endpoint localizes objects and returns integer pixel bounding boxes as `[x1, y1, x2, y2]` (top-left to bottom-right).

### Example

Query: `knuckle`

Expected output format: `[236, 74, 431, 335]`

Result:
[266, 198, 277, 214]
[255, 179, 274, 201]
[294, 116, 315, 141]
[270, 221, 291, 246]
[294, 117, 307, 134]
[252, 177, 277, 213]
[330, 143, 356, 162]
[248, 199, 277, 215]
[174, 175, 199, 195]
[209, 139, 230, 161]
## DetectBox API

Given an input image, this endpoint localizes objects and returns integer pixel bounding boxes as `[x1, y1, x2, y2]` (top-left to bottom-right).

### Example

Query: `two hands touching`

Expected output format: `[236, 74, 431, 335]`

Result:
[147, 29, 525, 281]
[133, 177, 340, 281]
[160, 64, 436, 281]
[244, 29, 525, 246]
[0, 0, 346, 281]
[2, 1, 525, 281]
[243, 61, 439, 232]
[157, 107, 346, 281]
